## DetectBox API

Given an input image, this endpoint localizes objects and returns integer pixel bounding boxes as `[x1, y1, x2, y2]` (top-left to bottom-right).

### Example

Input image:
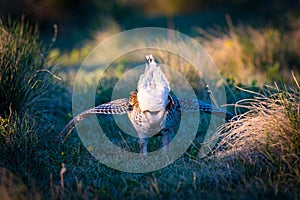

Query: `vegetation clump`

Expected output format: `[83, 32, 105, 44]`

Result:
[214, 78, 300, 195]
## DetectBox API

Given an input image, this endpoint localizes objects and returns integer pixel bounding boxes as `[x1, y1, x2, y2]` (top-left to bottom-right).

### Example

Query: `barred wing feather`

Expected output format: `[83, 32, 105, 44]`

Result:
[57, 98, 130, 142]
[177, 98, 235, 121]
[91, 98, 130, 114]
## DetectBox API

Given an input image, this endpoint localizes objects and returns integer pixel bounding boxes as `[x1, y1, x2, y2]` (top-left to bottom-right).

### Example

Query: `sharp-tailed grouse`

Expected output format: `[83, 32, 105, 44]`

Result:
[58, 55, 234, 155]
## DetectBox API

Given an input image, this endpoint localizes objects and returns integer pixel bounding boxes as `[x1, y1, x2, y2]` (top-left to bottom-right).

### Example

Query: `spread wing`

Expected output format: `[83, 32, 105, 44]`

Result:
[57, 98, 130, 142]
[177, 98, 235, 121]
[91, 98, 130, 114]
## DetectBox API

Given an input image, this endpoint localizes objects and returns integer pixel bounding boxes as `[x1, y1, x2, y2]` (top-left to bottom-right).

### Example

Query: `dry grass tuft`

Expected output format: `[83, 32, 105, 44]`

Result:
[213, 75, 300, 188]
[197, 16, 300, 84]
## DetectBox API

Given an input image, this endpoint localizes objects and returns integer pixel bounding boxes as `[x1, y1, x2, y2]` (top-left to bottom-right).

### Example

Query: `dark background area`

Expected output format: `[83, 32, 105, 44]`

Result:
[1, 0, 299, 50]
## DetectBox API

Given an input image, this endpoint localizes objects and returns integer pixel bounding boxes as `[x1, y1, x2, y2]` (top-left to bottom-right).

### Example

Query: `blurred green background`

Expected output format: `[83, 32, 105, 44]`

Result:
[1, 0, 298, 48]
[2, 0, 299, 84]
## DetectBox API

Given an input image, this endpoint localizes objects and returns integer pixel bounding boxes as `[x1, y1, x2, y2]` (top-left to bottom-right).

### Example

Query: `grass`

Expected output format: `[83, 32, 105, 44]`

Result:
[0, 17, 71, 198]
[197, 16, 300, 85]
[213, 76, 300, 194]
[0, 17, 299, 199]
[0, 17, 70, 128]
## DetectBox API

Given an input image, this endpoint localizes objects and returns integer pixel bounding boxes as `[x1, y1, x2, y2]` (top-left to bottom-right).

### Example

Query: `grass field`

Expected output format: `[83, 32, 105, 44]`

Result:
[0, 17, 299, 199]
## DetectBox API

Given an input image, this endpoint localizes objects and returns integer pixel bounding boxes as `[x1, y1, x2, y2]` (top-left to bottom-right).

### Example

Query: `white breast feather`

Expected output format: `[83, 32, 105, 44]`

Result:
[137, 55, 170, 112]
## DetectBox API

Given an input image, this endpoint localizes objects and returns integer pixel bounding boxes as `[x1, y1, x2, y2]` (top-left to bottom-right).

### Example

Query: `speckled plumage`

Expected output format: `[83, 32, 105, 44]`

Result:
[58, 55, 234, 155]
